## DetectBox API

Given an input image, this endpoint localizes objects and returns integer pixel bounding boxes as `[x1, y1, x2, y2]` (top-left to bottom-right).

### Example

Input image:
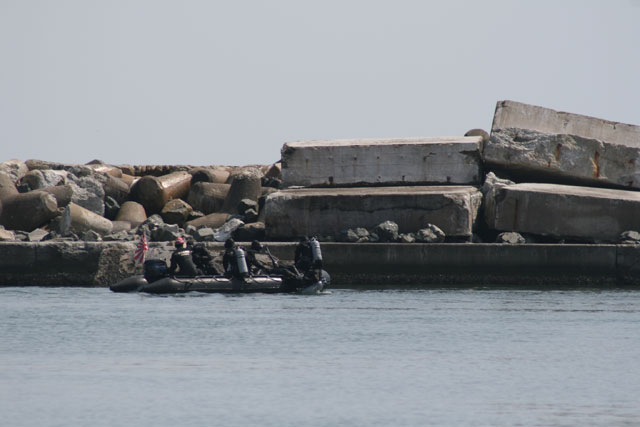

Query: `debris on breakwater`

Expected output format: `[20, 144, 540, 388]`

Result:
[1, 100, 640, 247]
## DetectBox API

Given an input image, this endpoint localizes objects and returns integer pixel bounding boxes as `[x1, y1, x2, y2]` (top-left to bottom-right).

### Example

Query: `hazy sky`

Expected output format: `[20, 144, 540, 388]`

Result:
[1, 0, 639, 166]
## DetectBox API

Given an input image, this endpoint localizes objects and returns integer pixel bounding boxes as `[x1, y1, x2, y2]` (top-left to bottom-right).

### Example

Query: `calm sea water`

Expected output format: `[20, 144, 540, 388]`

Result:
[1, 286, 640, 427]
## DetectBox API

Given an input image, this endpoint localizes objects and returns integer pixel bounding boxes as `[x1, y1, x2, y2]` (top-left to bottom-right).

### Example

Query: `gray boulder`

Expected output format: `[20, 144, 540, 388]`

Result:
[80, 230, 102, 241]
[194, 227, 216, 242]
[415, 224, 446, 243]
[0, 228, 16, 241]
[161, 199, 193, 225]
[20, 169, 68, 190]
[0, 159, 28, 183]
[28, 228, 50, 242]
[619, 230, 640, 244]
[151, 223, 181, 242]
[68, 177, 105, 216]
[398, 233, 416, 243]
[496, 231, 526, 244]
[373, 221, 399, 242]
[213, 218, 245, 242]
[337, 229, 360, 243]
[233, 222, 266, 242]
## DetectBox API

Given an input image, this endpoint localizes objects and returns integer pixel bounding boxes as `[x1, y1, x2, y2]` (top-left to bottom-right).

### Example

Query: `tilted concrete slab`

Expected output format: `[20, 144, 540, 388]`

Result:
[491, 100, 640, 146]
[487, 100, 640, 188]
[264, 186, 482, 239]
[281, 137, 483, 188]
[484, 182, 640, 242]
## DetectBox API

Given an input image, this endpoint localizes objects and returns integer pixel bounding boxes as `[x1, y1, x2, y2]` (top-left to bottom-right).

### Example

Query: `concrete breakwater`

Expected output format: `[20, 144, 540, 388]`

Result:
[1, 241, 639, 287]
[1, 99, 640, 286]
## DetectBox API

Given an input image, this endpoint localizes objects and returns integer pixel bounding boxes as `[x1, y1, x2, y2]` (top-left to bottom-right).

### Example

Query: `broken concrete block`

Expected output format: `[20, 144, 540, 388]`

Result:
[487, 100, 640, 189]
[484, 181, 640, 242]
[264, 186, 482, 240]
[492, 100, 640, 145]
[281, 137, 483, 188]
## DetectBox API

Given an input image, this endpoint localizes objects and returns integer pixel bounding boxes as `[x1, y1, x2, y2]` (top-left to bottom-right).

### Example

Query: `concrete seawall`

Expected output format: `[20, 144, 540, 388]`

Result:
[1, 242, 638, 287]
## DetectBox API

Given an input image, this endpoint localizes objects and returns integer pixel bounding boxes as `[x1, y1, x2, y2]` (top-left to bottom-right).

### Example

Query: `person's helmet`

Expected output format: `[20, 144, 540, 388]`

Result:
[251, 240, 263, 251]
[175, 236, 185, 248]
[224, 238, 235, 249]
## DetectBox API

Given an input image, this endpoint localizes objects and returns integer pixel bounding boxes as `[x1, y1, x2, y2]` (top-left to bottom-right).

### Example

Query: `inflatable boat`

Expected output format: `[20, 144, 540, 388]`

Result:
[110, 258, 330, 295]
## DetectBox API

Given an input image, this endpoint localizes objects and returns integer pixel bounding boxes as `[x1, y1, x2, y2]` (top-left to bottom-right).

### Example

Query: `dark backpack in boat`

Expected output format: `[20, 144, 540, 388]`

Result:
[144, 259, 169, 283]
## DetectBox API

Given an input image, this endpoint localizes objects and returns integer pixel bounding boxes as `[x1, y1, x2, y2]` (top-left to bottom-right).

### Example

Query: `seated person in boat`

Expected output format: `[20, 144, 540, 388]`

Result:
[192, 243, 220, 275]
[246, 240, 276, 275]
[169, 236, 199, 277]
[222, 238, 249, 279]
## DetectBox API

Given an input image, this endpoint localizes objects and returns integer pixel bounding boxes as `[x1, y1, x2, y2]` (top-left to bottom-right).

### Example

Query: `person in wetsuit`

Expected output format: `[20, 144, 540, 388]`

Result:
[191, 243, 220, 275]
[222, 238, 249, 279]
[169, 236, 199, 276]
[245, 240, 275, 275]
[294, 236, 313, 272]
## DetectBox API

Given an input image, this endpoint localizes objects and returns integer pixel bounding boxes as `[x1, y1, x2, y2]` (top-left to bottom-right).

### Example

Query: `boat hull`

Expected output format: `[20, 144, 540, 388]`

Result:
[110, 270, 330, 295]
[139, 276, 284, 294]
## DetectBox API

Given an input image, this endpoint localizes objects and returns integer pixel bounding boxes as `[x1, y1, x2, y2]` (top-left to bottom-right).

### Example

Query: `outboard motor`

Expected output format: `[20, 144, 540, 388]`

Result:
[144, 258, 169, 283]
[235, 247, 249, 276]
[310, 237, 323, 263]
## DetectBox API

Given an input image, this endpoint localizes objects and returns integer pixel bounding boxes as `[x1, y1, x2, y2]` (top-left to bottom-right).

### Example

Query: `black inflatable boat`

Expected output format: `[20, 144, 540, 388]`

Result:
[110, 258, 330, 295]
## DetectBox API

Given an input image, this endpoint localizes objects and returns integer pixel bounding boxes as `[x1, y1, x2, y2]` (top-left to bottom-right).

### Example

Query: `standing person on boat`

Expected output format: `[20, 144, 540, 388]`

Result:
[222, 238, 249, 279]
[169, 236, 199, 277]
[294, 236, 313, 271]
[294, 236, 324, 283]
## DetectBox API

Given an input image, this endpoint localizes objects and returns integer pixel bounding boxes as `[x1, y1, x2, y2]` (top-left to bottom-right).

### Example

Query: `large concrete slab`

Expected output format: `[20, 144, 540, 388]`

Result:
[264, 186, 482, 239]
[281, 137, 483, 188]
[487, 100, 640, 188]
[491, 100, 640, 146]
[484, 181, 640, 242]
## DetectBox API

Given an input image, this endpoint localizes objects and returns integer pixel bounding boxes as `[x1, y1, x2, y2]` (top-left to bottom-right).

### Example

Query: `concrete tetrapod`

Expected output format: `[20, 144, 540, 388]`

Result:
[0, 192, 59, 231]
[187, 182, 230, 214]
[190, 168, 230, 185]
[129, 171, 191, 215]
[61, 202, 114, 236]
[221, 168, 262, 214]
[115, 201, 147, 227]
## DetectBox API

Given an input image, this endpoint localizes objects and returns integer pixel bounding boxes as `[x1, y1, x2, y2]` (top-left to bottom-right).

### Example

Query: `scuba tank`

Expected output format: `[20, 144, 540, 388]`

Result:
[235, 247, 249, 275]
[310, 237, 322, 262]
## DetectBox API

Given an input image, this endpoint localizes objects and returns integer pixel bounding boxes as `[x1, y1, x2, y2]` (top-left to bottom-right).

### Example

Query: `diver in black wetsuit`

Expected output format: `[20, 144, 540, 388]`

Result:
[246, 240, 276, 275]
[169, 236, 199, 277]
[192, 243, 220, 275]
[222, 238, 249, 279]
